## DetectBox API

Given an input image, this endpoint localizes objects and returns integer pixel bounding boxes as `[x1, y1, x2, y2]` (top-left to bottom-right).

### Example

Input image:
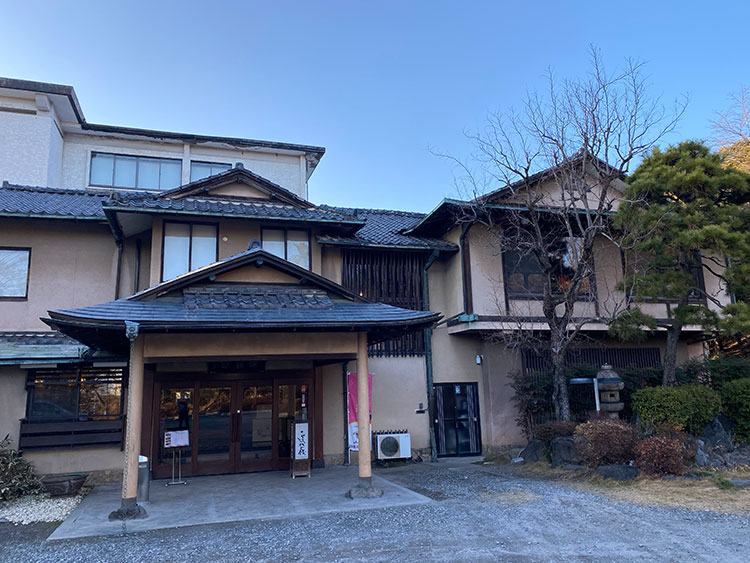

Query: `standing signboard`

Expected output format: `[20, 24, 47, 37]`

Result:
[290, 420, 311, 478]
[163, 430, 189, 486]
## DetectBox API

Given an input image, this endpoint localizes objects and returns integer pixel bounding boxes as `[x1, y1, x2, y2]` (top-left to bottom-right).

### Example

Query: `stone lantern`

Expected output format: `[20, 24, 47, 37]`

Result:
[596, 364, 624, 418]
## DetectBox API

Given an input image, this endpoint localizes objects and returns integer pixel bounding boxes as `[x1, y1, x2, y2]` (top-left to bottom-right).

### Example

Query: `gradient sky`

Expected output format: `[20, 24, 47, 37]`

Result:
[2, 1, 749, 212]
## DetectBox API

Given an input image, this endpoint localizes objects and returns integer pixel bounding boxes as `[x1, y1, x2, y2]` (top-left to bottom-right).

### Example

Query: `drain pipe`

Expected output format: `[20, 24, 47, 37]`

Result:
[133, 238, 142, 294]
[459, 223, 473, 314]
[422, 250, 440, 462]
[114, 239, 123, 300]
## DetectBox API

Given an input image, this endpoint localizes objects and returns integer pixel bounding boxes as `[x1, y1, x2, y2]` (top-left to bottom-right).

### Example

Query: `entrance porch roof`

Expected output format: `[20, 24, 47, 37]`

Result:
[43, 247, 441, 354]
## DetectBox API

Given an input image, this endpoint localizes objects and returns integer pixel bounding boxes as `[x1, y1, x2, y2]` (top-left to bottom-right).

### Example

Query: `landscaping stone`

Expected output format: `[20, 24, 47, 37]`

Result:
[549, 437, 582, 468]
[700, 415, 735, 452]
[518, 439, 546, 463]
[561, 464, 585, 471]
[729, 479, 750, 488]
[595, 464, 639, 481]
[661, 475, 705, 481]
[723, 444, 750, 467]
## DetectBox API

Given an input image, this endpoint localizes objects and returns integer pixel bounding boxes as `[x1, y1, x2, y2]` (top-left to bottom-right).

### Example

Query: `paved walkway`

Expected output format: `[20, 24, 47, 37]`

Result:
[48, 465, 429, 541]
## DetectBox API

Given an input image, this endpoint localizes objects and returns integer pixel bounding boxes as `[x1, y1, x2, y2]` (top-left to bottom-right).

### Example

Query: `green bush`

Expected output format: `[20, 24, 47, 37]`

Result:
[679, 355, 750, 392]
[632, 385, 721, 435]
[721, 378, 750, 444]
[634, 436, 686, 476]
[574, 419, 637, 468]
[0, 435, 45, 501]
[533, 421, 577, 441]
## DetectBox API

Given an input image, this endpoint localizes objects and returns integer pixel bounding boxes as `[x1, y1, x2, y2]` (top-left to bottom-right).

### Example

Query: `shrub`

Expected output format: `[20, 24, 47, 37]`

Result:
[634, 436, 686, 476]
[574, 419, 637, 468]
[654, 422, 698, 460]
[632, 384, 721, 435]
[721, 378, 750, 444]
[533, 421, 577, 441]
[0, 435, 45, 501]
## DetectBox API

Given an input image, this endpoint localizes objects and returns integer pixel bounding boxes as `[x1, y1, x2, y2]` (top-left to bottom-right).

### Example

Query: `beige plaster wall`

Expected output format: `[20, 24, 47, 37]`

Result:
[0, 367, 27, 449]
[24, 446, 123, 475]
[211, 182, 270, 200]
[479, 342, 525, 448]
[143, 332, 358, 360]
[0, 218, 118, 330]
[321, 247, 342, 284]
[369, 356, 430, 451]
[428, 226, 464, 319]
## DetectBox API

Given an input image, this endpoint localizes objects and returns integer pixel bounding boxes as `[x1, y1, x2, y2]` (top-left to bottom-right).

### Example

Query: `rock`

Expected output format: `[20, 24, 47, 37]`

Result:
[518, 439, 547, 463]
[700, 415, 735, 453]
[561, 464, 585, 471]
[550, 437, 582, 468]
[510, 457, 524, 464]
[695, 448, 711, 467]
[661, 474, 705, 481]
[729, 479, 750, 488]
[595, 464, 639, 481]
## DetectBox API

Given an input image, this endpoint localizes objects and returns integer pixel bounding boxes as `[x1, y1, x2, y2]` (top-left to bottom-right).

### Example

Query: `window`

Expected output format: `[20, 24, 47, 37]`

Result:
[261, 228, 310, 269]
[0, 247, 31, 298]
[503, 237, 591, 297]
[90, 152, 182, 190]
[622, 250, 704, 302]
[190, 161, 232, 182]
[25, 367, 124, 422]
[162, 222, 218, 280]
[342, 249, 426, 357]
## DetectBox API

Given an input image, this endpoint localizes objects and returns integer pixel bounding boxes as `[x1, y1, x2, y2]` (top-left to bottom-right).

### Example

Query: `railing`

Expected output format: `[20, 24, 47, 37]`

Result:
[18, 419, 123, 449]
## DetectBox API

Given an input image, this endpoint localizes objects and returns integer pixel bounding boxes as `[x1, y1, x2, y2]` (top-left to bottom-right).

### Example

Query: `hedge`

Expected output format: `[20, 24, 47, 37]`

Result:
[632, 384, 721, 435]
[721, 378, 750, 444]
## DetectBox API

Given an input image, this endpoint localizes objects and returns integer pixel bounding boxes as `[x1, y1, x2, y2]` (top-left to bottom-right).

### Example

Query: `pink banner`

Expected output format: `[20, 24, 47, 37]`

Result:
[347, 372, 372, 424]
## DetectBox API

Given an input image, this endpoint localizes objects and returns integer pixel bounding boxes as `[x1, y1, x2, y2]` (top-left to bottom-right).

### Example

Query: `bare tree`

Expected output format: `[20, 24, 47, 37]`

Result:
[438, 47, 686, 421]
[711, 85, 750, 172]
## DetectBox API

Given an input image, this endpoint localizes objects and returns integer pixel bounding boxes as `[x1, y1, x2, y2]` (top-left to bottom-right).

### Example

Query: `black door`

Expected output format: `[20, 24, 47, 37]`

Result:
[434, 383, 481, 456]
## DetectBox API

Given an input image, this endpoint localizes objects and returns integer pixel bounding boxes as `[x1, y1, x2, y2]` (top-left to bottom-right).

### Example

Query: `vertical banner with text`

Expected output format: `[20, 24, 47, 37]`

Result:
[346, 372, 373, 451]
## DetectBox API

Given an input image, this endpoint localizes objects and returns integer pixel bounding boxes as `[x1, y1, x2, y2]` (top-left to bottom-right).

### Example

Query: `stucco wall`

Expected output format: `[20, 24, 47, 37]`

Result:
[0, 217, 118, 330]
[322, 363, 346, 463]
[0, 366, 27, 449]
[61, 133, 306, 197]
[24, 446, 123, 475]
[0, 97, 60, 187]
[369, 356, 430, 451]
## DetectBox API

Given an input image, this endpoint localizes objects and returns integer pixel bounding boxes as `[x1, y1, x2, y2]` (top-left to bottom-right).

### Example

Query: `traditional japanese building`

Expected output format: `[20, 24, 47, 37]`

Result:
[0, 78, 723, 515]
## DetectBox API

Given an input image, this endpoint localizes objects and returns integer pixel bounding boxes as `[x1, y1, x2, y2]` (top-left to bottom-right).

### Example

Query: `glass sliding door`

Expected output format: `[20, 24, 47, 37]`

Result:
[238, 384, 273, 471]
[158, 387, 193, 471]
[196, 385, 232, 473]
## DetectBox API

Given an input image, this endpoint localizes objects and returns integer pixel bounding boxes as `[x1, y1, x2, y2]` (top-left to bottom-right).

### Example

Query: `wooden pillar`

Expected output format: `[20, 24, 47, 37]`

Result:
[356, 332, 372, 484]
[109, 323, 147, 520]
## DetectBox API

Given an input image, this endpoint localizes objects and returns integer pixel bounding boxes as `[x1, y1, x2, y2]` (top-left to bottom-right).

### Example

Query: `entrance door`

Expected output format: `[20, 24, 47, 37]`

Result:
[153, 375, 313, 477]
[434, 383, 481, 456]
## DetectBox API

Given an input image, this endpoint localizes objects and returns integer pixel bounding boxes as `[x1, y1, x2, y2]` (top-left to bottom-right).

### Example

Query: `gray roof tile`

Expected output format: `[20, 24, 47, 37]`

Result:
[0, 184, 108, 219]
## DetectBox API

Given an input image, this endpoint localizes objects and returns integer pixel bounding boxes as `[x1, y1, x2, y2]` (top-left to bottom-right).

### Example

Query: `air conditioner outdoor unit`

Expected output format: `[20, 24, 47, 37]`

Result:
[374, 430, 411, 460]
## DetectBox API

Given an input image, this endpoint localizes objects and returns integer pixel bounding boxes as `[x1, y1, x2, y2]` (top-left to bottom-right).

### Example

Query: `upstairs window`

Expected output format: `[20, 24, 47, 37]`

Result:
[0, 247, 31, 299]
[261, 228, 310, 269]
[90, 152, 182, 190]
[504, 237, 591, 298]
[162, 222, 218, 281]
[190, 161, 232, 182]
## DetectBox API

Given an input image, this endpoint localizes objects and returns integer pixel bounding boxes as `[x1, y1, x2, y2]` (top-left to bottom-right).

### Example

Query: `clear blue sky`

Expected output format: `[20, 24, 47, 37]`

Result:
[2, 1, 749, 212]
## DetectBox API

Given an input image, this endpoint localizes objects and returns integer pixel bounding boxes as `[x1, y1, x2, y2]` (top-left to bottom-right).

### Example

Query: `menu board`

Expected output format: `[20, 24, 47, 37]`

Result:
[164, 430, 190, 448]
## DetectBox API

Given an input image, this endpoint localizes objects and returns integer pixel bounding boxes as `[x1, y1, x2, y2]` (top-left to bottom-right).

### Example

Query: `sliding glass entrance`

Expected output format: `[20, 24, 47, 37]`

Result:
[153, 374, 313, 478]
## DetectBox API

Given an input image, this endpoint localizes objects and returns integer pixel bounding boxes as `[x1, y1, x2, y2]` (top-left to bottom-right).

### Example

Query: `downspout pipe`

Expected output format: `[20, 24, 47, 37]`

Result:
[133, 238, 142, 294]
[422, 249, 440, 462]
[459, 222, 473, 314]
[114, 239, 123, 300]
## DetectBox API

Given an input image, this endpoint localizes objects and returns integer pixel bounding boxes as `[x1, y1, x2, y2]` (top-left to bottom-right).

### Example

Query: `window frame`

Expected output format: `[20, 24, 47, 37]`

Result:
[0, 246, 31, 300]
[502, 239, 594, 301]
[261, 227, 312, 270]
[620, 249, 707, 304]
[161, 220, 219, 282]
[189, 160, 233, 182]
[24, 366, 126, 423]
[89, 151, 183, 191]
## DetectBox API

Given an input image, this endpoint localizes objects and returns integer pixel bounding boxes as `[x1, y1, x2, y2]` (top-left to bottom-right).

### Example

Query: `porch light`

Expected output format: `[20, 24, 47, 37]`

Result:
[475, 354, 483, 365]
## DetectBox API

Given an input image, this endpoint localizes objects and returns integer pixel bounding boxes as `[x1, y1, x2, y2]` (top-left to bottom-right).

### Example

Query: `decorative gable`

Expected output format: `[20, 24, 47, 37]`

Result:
[158, 164, 314, 208]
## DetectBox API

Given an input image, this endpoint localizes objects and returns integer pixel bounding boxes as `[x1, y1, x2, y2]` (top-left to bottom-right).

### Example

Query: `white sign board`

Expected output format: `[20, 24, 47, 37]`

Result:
[294, 422, 309, 460]
[164, 430, 190, 448]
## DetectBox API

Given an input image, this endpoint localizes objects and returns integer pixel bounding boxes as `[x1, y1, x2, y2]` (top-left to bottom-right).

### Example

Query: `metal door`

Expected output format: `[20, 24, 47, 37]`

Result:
[434, 383, 481, 456]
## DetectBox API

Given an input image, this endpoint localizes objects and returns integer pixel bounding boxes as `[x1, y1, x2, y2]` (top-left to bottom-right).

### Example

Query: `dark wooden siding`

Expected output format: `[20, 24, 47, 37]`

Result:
[342, 249, 426, 357]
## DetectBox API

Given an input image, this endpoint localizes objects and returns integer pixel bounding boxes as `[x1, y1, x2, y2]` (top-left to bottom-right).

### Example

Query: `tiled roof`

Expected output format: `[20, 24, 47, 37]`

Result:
[0, 183, 109, 219]
[183, 285, 333, 310]
[49, 294, 438, 327]
[317, 206, 457, 251]
[0, 331, 88, 364]
[105, 192, 361, 224]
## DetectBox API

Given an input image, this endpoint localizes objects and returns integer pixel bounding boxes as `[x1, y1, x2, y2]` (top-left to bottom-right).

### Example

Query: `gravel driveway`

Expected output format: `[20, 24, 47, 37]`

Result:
[1, 458, 749, 562]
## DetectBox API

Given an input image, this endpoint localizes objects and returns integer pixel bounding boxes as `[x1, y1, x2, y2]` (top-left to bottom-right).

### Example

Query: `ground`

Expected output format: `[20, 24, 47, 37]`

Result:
[1, 459, 749, 562]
